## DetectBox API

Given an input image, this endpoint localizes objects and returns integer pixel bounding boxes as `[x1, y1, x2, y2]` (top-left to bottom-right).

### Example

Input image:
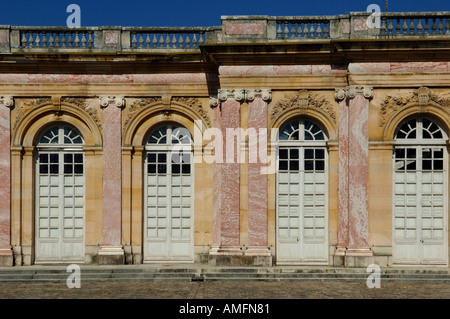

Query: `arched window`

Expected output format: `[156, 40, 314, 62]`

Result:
[35, 124, 85, 263]
[276, 119, 328, 264]
[143, 124, 194, 262]
[393, 117, 448, 265]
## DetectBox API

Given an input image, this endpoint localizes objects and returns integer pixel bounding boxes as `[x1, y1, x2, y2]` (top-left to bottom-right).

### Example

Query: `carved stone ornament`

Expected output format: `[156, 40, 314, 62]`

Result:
[172, 96, 211, 128]
[61, 97, 102, 133]
[245, 89, 272, 102]
[0, 96, 14, 108]
[271, 90, 336, 124]
[218, 89, 245, 102]
[99, 96, 125, 108]
[122, 97, 162, 135]
[13, 97, 52, 131]
[378, 86, 450, 127]
[335, 86, 373, 100]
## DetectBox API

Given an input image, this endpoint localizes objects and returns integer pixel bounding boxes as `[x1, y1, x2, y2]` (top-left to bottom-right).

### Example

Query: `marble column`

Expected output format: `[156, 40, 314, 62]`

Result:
[335, 87, 373, 258]
[98, 96, 125, 264]
[245, 89, 271, 257]
[0, 96, 13, 266]
[209, 90, 244, 256]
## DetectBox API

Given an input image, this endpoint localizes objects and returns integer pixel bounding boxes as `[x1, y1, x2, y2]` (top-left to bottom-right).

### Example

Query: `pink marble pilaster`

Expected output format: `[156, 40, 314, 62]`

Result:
[210, 90, 242, 255]
[347, 93, 371, 255]
[99, 96, 124, 262]
[246, 94, 270, 256]
[0, 97, 13, 264]
[221, 98, 241, 247]
[335, 87, 372, 257]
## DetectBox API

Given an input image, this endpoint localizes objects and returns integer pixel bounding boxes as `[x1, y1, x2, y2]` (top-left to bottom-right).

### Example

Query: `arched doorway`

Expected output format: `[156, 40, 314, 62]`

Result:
[276, 118, 328, 264]
[35, 124, 85, 263]
[143, 124, 194, 262]
[393, 117, 448, 265]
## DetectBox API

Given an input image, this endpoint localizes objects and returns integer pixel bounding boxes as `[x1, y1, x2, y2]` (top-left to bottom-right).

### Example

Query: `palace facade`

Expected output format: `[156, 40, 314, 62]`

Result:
[0, 11, 449, 267]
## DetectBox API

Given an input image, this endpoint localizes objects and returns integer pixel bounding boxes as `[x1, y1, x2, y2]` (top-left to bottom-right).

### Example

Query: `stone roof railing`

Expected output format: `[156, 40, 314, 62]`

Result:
[1, 11, 449, 53]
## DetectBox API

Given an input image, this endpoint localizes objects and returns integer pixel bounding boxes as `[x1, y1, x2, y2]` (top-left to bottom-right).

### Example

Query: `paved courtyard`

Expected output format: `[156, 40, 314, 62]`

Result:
[0, 280, 448, 299]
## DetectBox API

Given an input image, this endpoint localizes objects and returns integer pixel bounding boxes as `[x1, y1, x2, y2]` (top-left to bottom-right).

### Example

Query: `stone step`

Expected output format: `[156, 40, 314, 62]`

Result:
[0, 266, 449, 283]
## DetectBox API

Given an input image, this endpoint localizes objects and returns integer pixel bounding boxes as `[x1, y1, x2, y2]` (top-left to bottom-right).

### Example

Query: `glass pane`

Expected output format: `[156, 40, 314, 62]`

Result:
[74, 154, 83, 163]
[39, 154, 49, 163]
[279, 149, 288, 159]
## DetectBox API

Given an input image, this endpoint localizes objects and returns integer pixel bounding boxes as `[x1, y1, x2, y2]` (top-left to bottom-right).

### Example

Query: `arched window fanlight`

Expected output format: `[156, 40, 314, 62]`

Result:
[279, 119, 326, 141]
[147, 125, 192, 145]
[38, 125, 84, 145]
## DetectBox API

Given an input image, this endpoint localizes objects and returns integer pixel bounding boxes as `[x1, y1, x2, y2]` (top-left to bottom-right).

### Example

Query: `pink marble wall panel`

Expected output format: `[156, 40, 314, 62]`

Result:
[353, 19, 368, 31]
[247, 97, 267, 247]
[390, 62, 448, 73]
[347, 94, 369, 249]
[0, 106, 10, 247]
[219, 99, 240, 246]
[219, 65, 312, 76]
[224, 23, 265, 35]
[104, 32, 119, 44]
[0, 31, 7, 43]
[342, 22, 351, 34]
[0, 73, 207, 84]
[102, 104, 122, 246]
[337, 98, 349, 251]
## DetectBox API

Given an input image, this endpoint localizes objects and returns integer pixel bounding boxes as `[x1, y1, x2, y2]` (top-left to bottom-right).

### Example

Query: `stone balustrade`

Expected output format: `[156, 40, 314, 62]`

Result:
[1, 11, 450, 53]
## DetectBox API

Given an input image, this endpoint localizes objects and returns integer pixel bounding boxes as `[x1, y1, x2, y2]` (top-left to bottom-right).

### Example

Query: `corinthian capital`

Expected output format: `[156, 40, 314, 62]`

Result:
[0, 96, 14, 108]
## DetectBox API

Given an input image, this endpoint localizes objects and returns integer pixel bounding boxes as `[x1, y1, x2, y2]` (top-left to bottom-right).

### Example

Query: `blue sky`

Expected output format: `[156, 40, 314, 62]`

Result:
[1, 0, 449, 27]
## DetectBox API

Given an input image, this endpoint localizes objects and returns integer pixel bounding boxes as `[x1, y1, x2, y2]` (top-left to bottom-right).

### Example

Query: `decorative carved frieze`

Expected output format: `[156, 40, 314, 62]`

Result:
[61, 97, 102, 133]
[12, 97, 52, 131]
[378, 86, 450, 127]
[172, 96, 212, 128]
[271, 89, 336, 124]
[122, 97, 162, 136]
[99, 96, 125, 108]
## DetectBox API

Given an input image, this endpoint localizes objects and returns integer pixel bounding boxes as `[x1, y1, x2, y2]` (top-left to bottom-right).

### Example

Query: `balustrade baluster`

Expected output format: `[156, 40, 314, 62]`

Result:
[185, 33, 191, 47]
[81, 32, 86, 47]
[388, 19, 394, 35]
[88, 31, 93, 48]
[146, 33, 151, 48]
[323, 22, 329, 38]
[380, 18, 387, 35]
[396, 18, 401, 34]
[409, 19, 415, 35]
[179, 33, 184, 48]
[74, 32, 80, 47]
[283, 22, 289, 38]
[49, 33, 54, 47]
[131, 32, 137, 48]
[152, 33, 158, 48]
[417, 19, 423, 34]
[21, 32, 27, 47]
[139, 33, 144, 48]
[159, 33, 165, 48]
[192, 33, 198, 47]
[402, 19, 408, 34]
[438, 19, 444, 35]
[424, 18, 430, 34]
[42, 33, 47, 47]
[276, 21, 282, 39]
[431, 18, 437, 34]
[446, 18, 450, 34]
[316, 22, 322, 38]
[199, 32, 204, 45]
[35, 33, 40, 47]
[68, 33, 73, 47]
